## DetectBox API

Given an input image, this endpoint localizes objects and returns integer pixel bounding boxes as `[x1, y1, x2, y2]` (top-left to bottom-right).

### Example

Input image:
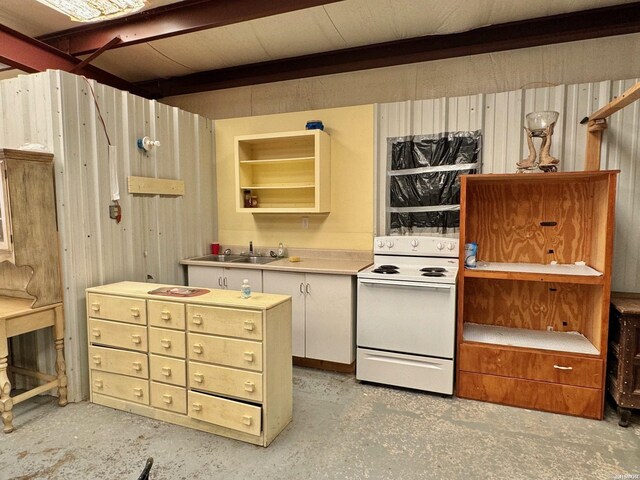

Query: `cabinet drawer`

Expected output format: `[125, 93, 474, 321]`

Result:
[148, 300, 185, 330]
[457, 371, 602, 419]
[150, 355, 186, 387]
[87, 293, 146, 325]
[459, 343, 603, 388]
[91, 370, 149, 405]
[89, 318, 147, 352]
[150, 382, 187, 414]
[188, 391, 261, 436]
[188, 333, 262, 371]
[187, 305, 262, 340]
[89, 345, 148, 379]
[189, 361, 263, 402]
[149, 328, 186, 358]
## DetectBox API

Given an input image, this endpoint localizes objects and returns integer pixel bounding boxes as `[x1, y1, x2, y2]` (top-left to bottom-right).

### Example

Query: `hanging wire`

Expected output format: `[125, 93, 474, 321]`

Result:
[83, 76, 112, 146]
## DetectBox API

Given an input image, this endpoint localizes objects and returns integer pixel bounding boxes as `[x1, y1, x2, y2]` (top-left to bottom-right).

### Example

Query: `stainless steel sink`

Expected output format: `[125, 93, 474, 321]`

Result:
[189, 254, 245, 262]
[231, 256, 279, 264]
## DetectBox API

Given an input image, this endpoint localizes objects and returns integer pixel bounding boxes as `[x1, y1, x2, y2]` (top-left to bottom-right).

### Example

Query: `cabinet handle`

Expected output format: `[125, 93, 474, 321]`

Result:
[193, 373, 204, 383]
[192, 403, 202, 412]
[90, 303, 100, 312]
[91, 328, 101, 338]
[299, 283, 304, 294]
[223, 277, 228, 288]
[306, 283, 310, 294]
[130, 307, 141, 318]
[244, 381, 255, 392]
[192, 314, 203, 325]
[131, 334, 142, 345]
[162, 394, 173, 405]
[243, 352, 254, 363]
[132, 362, 142, 372]
[553, 365, 573, 371]
[161, 367, 172, 377]
[243, 320, 255, 331]
[242, 415, 253, 426]
[192, 343, 204, 354]
[133, 388, 143, 398]
[92, 355, 102, 365]
[160, 310, 172, 321]
[218, 277, 223, 287]
[160, 339, 172, 349]
[93, 379, 103, 389]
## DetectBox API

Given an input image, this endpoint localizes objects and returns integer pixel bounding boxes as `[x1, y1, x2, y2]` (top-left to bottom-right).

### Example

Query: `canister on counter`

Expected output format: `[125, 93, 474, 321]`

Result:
[464, 242, 477, 268]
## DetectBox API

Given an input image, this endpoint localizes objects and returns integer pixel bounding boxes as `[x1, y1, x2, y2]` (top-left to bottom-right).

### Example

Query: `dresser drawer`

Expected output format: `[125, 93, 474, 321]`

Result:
[89, 345, 148, 379]
[148, 300, 185, 330]
[87, 293, 146, 325]
[189, 361, 263, 402]
[149, 327, 186, 359]
[458, 343, 603, 389]
[150, 382, 187, 414]
[89, 318, 147, 352]
[91, 370, 149, 405]
[188, 333, 262, 371]
[188, 391, 261, 436]
[150, 354, 186, 387]
[187, 305, 262, 340]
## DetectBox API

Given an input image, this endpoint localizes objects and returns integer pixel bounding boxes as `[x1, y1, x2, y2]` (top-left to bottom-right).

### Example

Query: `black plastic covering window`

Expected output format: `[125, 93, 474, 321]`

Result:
[388, 131, 481, 234]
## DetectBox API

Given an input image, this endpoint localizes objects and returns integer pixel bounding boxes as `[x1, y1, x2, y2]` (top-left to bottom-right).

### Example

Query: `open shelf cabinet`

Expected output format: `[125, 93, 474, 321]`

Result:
[456, 171, 618, 419]
[235, 130, 331, 213]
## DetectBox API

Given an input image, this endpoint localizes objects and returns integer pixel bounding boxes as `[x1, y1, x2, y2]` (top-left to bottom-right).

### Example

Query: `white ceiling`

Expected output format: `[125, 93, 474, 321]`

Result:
[0, 0, 638, 84]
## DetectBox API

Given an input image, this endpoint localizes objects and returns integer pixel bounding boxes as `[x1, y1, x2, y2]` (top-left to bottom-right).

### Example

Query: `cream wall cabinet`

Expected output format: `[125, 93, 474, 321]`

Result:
[263, 271, 355, 365]
[187, 265, 263, 292]
[86, 281, 292, 447]
[235, 130, 331, 213]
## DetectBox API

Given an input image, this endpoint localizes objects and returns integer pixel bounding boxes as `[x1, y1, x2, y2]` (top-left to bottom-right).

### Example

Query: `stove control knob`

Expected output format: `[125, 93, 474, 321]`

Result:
[410, 239, 419, 248]
[377, 240, 385, 248]
[436, 242, 444, 250]
[447, 242, 455, 250]
[386, 240, 394, 248]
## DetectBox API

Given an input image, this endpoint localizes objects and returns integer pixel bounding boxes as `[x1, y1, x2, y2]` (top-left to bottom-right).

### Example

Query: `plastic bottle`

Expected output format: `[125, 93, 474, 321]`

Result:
[241, 279, 251, 298]
[277, 242, 285, 258]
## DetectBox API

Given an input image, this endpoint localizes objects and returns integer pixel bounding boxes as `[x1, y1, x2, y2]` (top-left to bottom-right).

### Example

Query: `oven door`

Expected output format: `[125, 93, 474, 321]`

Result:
[357, 277, 455, 358]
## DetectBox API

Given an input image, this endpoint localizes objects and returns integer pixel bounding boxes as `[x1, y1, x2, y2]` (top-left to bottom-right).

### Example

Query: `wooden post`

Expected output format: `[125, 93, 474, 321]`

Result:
[585, 119, 607, 171]
[0, 321, 12, 433]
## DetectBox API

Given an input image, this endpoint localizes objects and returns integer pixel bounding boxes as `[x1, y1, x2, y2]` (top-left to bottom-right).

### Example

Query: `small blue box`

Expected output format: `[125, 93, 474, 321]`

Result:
[305, 120, 324, 130]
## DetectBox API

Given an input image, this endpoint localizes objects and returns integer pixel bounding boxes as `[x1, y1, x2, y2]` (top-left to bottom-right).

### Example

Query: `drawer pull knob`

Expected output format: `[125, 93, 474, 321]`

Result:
[91, 328, 101, 338]
[553, 365, 573, 371]
[243, 352, 254, 363]
[130, 307, 141, 318]
[131, 334, 142, 345]
[92, 355, 102, 365]
[242, 415, 252, 426]
[90, 303, 100, 312]
[160, 339, 172, 349]
[192, 403, 202, 412]
[192, 314, 203, 325]
[161, 367, 172, 377]
[94, 379, 103, 389]
[162, 394, 173, 404]
[193, 373, 204, 383]
[243, 320, 255, 331]
[192, 343, 203, 354]
[132, 362, 142, 372]
[133, 388, 143, 398]
[244, 381, 255, 392]
[161, 311, 172, 320]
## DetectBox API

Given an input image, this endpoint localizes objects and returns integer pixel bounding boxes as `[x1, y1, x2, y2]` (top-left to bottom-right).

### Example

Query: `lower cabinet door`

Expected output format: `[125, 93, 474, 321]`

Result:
[188, 391, 261, 436]
[91, 370, 149, 405]
[150, 382, 187, 414]
[189, 361, 263, 402]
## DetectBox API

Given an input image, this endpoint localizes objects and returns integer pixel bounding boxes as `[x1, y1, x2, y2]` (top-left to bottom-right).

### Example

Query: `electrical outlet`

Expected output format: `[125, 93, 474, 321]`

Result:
[302, 217, 309, 229]
[547, 325, 554, 331]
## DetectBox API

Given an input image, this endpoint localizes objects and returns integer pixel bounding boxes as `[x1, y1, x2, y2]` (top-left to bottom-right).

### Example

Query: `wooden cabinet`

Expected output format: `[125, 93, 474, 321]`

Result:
[86, 281, 292, 447]
[235, 130, 331, 213]
[456, 171, 618, 419]
[187, 265, 263, 292]
[263, 271, 355, 365]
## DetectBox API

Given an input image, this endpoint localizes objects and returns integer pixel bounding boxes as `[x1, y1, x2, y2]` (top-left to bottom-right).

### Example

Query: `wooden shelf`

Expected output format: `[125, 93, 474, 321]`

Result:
[464, 262, 604, 284]
[240, 184, 315, 190]
[239, 157, 315, 165]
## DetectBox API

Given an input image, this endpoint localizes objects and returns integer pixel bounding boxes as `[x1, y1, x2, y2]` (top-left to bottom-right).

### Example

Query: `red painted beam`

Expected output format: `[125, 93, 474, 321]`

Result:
[38, 0, 342, 56]
[0, 24, 150, 97]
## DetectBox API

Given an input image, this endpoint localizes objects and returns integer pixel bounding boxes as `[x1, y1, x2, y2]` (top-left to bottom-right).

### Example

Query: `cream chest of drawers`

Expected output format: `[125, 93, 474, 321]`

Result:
[86, 281, 292, 447]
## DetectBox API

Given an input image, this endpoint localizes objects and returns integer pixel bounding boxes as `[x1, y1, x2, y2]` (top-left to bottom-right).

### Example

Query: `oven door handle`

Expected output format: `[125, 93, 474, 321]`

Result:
[358, 278, 452, 290]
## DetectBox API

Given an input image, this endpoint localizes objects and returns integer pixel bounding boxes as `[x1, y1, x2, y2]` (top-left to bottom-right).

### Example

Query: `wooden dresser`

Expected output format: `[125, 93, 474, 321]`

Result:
[86, 281, 292, 446]
[608, 292, 640, 427]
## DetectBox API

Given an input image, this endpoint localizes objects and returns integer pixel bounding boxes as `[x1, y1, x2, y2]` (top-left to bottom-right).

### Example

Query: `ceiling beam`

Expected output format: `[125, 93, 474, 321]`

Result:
[135, 2, 640, 98]
[0, 24, 149, 97]
[38, 0, 342, 56]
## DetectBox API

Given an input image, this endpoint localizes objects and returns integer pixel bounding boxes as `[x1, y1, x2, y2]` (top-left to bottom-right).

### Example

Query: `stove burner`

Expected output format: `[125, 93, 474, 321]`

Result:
[420, 267, 447, 273]
[421, 272, 445, 277]
[373, 268, 399, 274]
[378, 265, 398, 270]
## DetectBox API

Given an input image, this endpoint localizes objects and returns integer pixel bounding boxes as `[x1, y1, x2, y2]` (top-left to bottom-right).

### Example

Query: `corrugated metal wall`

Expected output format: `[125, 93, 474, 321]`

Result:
[377, 78, 640, 293]
[0, 70, 216, 401]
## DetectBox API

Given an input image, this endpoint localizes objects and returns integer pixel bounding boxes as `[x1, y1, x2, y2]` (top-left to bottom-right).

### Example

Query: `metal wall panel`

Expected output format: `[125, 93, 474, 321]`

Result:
[0, 70, 215, 401]
[377, 78, 640, 293]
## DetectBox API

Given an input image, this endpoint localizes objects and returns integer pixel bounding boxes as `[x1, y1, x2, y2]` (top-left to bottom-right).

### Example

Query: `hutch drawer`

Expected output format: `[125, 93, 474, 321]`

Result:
[91, 370, 149, 405]
[89, 318, 148, 352]
[148, 300, 185, 330]
[150, 382, 187, 414]
[189, 361, 263, 402]
[149, 327, 186, 358]
[149, 354, 186, 387]
[188, 333, 263, 371]
[188, 391, 261, 436]
[87, 293, 146, 325]
[89, 345, 148, 379]
[187, 305, 262, 340]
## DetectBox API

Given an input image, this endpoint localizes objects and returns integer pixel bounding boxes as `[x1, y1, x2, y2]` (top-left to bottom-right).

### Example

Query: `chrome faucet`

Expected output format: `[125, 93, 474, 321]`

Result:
[249, 241, 254, 255]
[223, 248, 231, 255]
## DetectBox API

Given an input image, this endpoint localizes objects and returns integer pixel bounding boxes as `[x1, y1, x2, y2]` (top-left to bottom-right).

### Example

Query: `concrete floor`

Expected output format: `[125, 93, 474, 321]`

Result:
[0, 367, 638, 480]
